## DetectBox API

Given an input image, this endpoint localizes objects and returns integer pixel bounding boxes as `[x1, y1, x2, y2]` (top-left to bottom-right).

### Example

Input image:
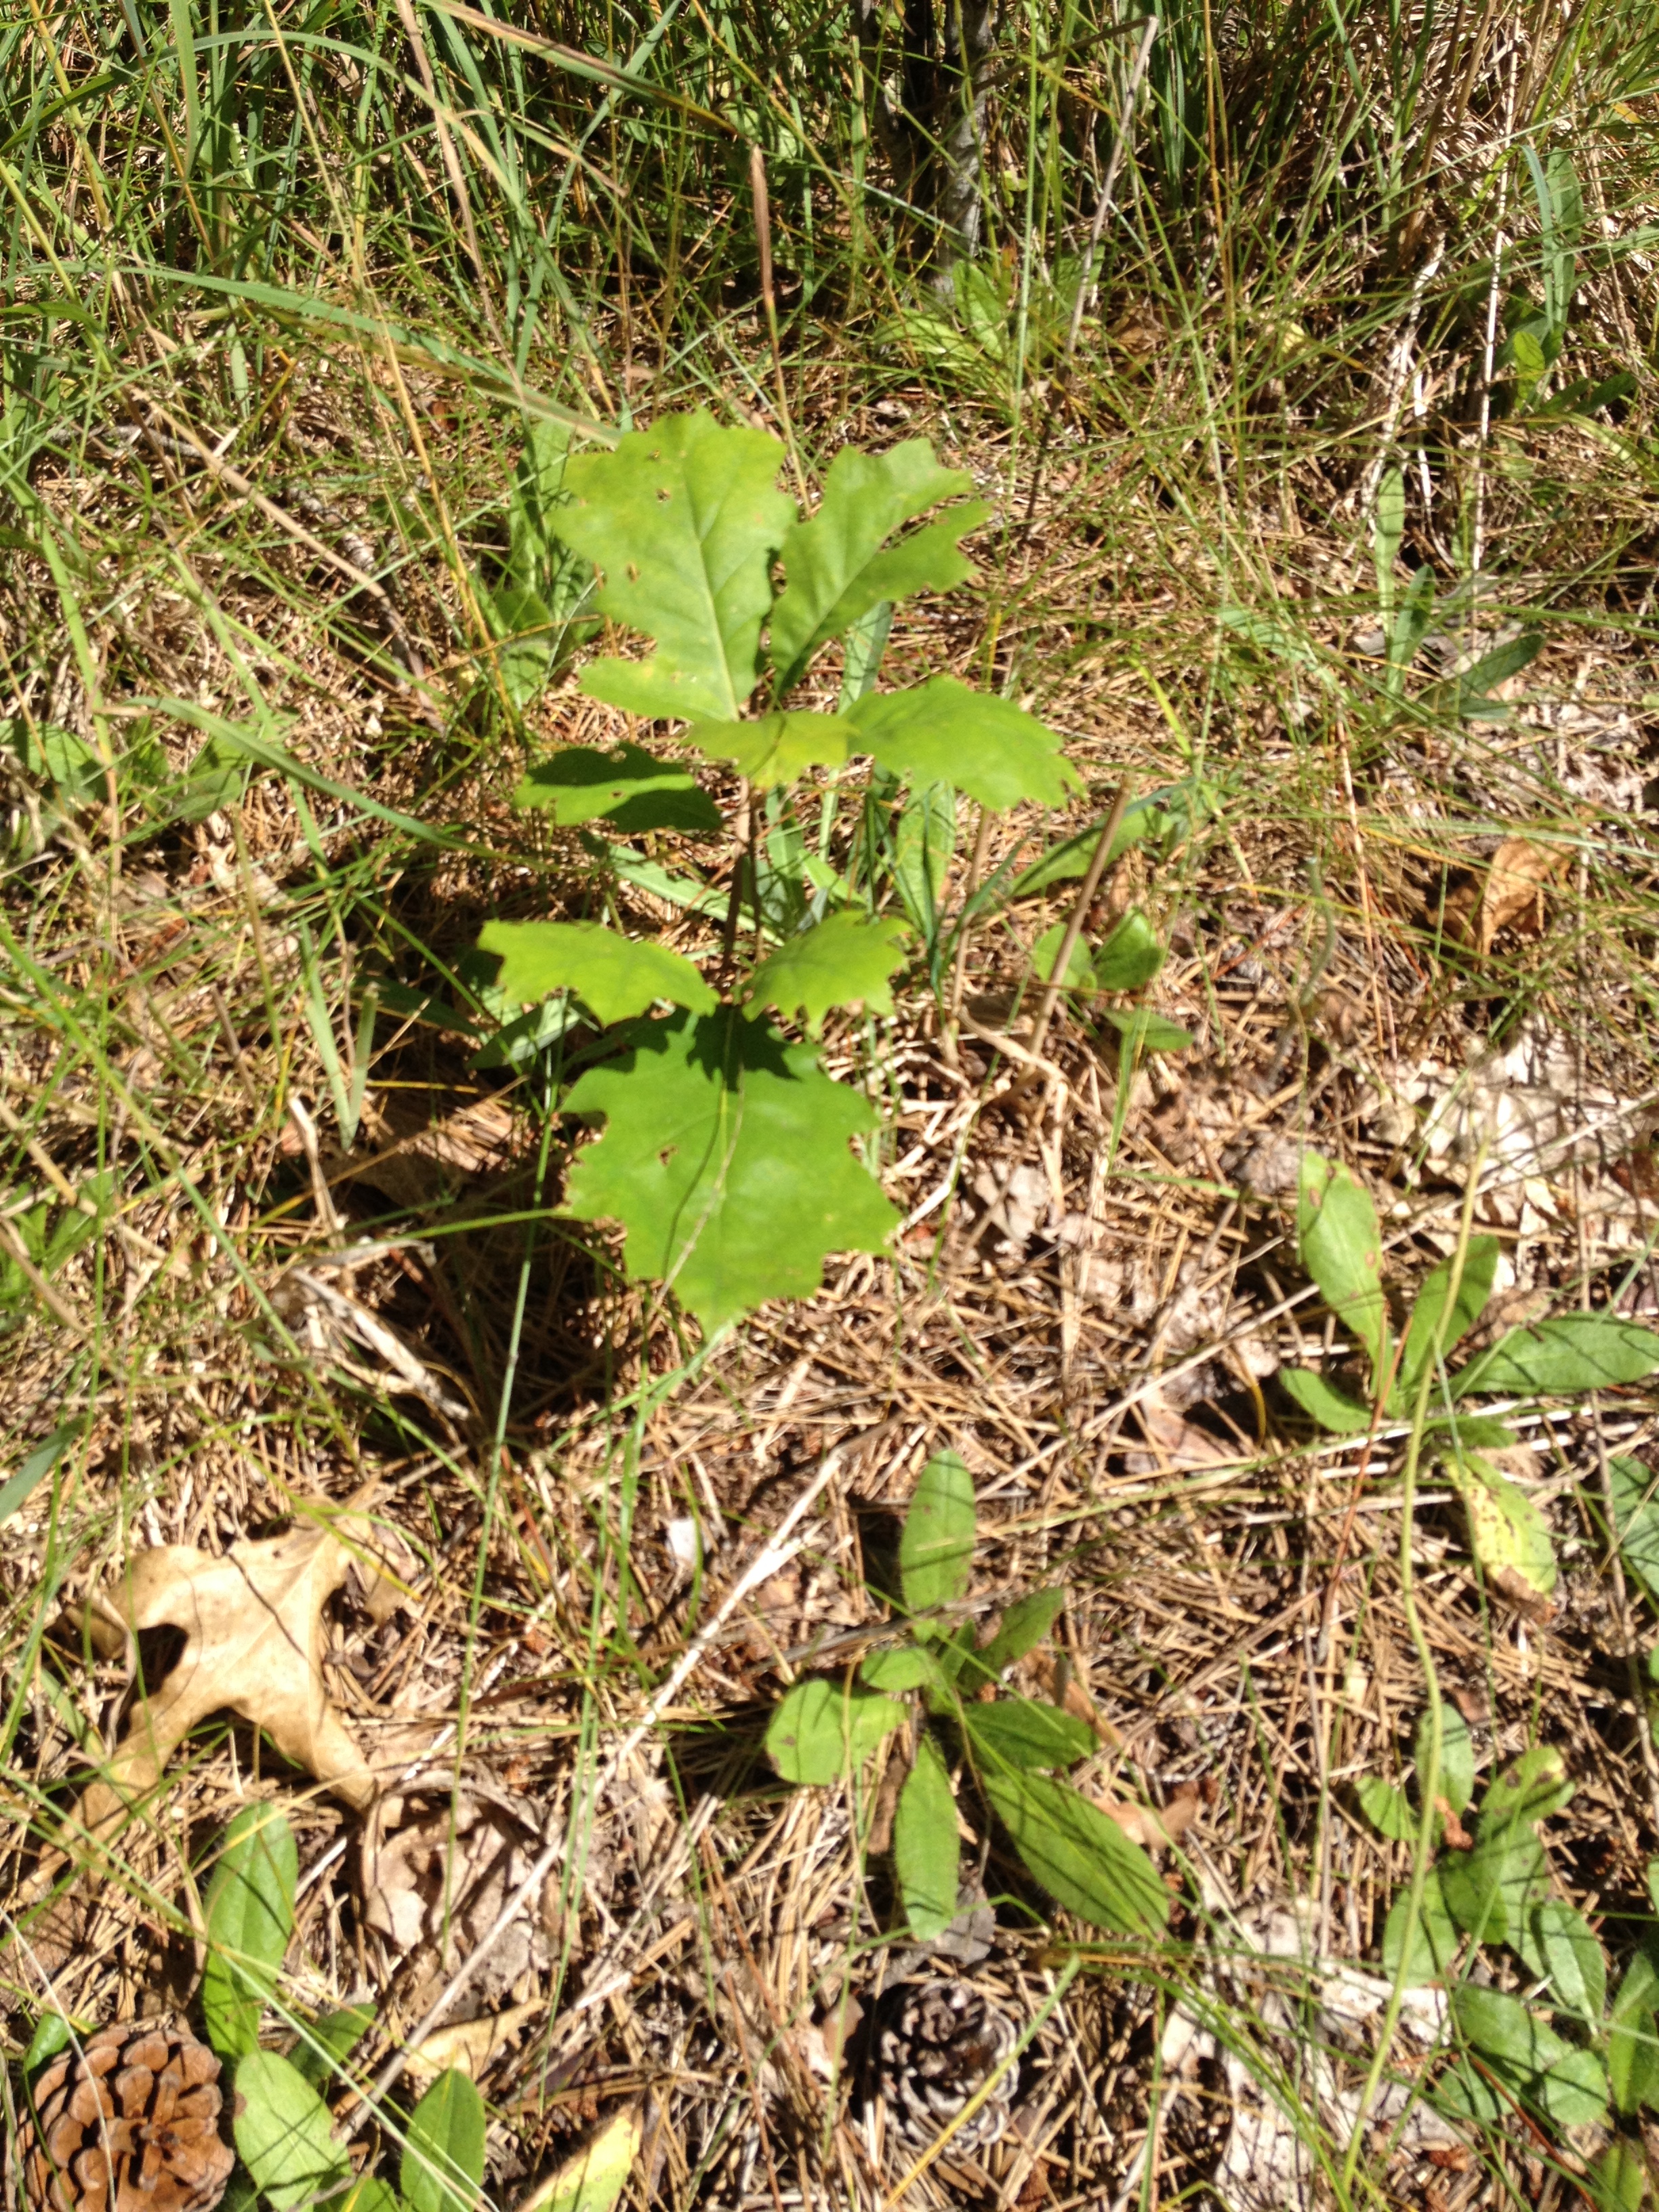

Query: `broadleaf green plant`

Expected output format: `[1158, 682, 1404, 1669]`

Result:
[1358, 1730, 1659, 2152]
[1280, 1150, 1659, 1603]
[478, 411, 1086, 1332]
[764, 1452, 1170, 1942]
[479, 419, 598, 711]
[201, 1806, 298, 2062]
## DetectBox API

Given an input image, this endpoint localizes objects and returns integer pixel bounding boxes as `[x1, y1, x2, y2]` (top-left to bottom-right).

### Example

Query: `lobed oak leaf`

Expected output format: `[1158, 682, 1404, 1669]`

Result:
[74, 1510, 411, 1836]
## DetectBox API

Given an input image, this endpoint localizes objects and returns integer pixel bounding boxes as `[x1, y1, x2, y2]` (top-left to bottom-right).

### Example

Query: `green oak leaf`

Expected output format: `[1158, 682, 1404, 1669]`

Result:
[682, 711, 851, 787]
[846, 678, 1080, 811]
[562, 1008, 899, 1331]
[769, 439, 985, 693]
[478, 920, 715, 1025]
[513, 743, 720, 834]
[553, 411, 794, 721]
[745, 914, 909, 1036]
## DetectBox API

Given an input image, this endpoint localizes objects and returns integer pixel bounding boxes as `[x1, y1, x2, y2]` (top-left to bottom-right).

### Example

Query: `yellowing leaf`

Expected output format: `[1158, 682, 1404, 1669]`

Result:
[518, 2105, 642, 2212]
[1458, 1455, 1557, 1615]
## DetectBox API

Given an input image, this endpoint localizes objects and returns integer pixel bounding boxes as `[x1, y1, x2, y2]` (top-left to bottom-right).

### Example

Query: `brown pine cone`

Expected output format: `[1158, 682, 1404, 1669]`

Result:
[16, 2020, 236, 2212]
[877, 1980, 1019, 2150]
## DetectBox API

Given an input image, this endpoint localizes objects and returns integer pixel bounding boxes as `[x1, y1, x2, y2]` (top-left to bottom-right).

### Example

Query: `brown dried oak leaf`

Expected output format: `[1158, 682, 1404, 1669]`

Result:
[1446, 836, 1569, 957]
[74, 1511, 412, 1835]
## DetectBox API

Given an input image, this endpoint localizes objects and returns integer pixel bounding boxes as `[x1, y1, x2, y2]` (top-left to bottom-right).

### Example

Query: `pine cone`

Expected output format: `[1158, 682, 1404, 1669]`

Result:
[877, 1980, 1019, 2150]
[16, 2020, 236, 2212]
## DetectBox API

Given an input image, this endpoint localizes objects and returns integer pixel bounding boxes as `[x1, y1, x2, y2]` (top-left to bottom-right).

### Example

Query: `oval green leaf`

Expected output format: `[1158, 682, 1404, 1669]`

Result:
[233, 2051, 350, 2212]
[1456, 1313, 1659, 1397]
[962, 1697, 1096, 1771]
[1297, 1153, 1387, 1380]
[899, 1451, 976, 1618]
[894, 1735, 960, 1940]
[403, 2067, 487, 2212]
[764, 1679, 907, 1785]
[202, 1805, 298, 2062]
[982, 1770, 1169, 1936]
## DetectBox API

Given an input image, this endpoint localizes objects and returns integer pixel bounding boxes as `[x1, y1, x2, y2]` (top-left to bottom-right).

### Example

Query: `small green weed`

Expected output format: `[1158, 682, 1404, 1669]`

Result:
[1282, 1151, 1659, 1606]
[1358, 1724, 1659, 2205]
[472, 409, 1090, 1332]
[764, 1452, 1170, 1941]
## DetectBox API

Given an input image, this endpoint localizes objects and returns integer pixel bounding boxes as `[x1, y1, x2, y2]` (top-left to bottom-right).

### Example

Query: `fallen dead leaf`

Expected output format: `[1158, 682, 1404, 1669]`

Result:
[1092, 1788, 1199, 1853]
[1444, 837, 1569, 957]
[518, 2102, 642, 2212]
[72, 1505, 412, 1835]
[1124, 1391, 1253, 1475]
[1489, 1563, 1558, 1624]
[405, 2000, 541, 2081]
[361, 1789, 557, 2012]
